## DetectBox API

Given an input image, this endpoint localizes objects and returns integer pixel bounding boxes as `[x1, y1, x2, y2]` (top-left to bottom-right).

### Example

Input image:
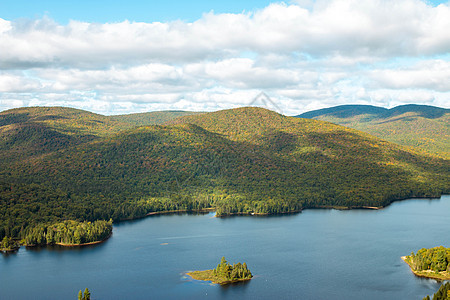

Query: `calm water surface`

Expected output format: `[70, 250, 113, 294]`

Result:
[1, 195, 449, 299]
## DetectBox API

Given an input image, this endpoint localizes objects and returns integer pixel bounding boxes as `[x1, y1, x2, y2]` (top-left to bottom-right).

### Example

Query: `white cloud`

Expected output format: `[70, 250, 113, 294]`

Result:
[2, 0, 450, 68]
[369, 59, 450, 92]
[0, 0, 449, 115]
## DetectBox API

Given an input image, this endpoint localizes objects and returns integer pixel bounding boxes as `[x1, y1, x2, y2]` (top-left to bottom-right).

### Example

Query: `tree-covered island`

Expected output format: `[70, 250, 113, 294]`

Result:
[187, 257, 253, 285]
[402, 246, 450, 280]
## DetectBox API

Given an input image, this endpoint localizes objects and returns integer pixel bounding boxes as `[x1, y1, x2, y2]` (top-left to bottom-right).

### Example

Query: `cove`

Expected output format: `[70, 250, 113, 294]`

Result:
[1, 195, 449, 299]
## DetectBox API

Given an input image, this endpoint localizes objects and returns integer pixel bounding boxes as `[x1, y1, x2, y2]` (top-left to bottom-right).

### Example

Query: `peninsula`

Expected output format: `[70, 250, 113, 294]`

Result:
[0, 236, 20, 253]
[402, 246, 450, 280]
[22, 220, 112, 248]
[187, 257, 253, 285]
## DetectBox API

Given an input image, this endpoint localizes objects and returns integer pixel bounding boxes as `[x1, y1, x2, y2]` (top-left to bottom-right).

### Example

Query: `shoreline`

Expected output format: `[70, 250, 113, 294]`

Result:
[0, 246, 20, 253]
[8, 194, 448, 253]
[113, 208, 215, 223]
[401, 256, 450, 281]
[54, 232, 113, 247]
[216, 209, 303, 218]
[309, 194, 446, 212]
[146, 207, 216, 217]
[25, 232, 113, 248]
[135, 193, 448, 221]
[310, 205, 383, 210]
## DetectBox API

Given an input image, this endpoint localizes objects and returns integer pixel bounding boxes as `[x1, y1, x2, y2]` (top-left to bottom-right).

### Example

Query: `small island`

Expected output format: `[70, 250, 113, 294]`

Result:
[187, 257, 253, 285]
[402, 246, 450, 280]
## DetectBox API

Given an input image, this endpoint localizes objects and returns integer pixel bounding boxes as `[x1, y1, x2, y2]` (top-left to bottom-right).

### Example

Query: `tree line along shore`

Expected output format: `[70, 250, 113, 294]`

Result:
[1, 220, 112, 252]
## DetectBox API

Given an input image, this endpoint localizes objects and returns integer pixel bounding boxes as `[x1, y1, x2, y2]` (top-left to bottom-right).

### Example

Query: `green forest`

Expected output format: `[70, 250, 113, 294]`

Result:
[0, 106, 449, 243]
[298, 104, 450, 158]
[406, 246, 450, 273]
[22, 220, 112, 246]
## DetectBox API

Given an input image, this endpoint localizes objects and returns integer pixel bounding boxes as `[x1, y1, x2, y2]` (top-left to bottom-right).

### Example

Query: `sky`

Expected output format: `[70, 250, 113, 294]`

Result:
[0, 0, 449, 116]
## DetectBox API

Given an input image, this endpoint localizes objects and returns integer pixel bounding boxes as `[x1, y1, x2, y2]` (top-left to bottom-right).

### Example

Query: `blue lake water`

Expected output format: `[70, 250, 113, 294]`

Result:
[1, 195, 449, 299]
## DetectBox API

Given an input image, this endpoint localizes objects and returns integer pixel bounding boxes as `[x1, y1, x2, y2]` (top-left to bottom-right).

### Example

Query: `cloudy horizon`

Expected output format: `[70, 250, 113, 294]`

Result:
[1, 0, 449, 116]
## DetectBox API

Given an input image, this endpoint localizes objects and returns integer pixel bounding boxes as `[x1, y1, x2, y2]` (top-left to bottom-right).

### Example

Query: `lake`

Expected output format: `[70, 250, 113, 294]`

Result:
[1, 195, 449, 299]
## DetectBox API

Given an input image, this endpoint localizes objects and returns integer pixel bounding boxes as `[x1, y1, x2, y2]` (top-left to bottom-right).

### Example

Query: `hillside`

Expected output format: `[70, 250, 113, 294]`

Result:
[111, 110, 203, 126]
[0, 107, 133, 163]
[297, 104, 450, 158]
[0, 106, 448, 241]
[0, 106, 132, 136]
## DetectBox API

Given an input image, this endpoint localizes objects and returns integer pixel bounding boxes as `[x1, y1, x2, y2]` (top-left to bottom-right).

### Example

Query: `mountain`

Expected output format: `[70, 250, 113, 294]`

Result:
[0, 106, 448, 240]
[0, 106, 132, 136]
[110, 111, 204, 126]
[0, 106, 134, 164]
[297, 104, 450, 158]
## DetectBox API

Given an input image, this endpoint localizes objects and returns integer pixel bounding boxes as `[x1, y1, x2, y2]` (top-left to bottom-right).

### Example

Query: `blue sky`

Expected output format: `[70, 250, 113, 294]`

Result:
[0, 0, 448, 24]
[2, 0, 276, 23]
[0, 0, 449, 115]
[2, 0, 448, 23]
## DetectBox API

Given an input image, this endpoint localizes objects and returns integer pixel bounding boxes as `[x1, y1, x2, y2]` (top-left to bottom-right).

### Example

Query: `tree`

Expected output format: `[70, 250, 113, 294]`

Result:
[77, 288, 91, 300]
[83, 288, 90, 300]
[1, 236, 18, 251]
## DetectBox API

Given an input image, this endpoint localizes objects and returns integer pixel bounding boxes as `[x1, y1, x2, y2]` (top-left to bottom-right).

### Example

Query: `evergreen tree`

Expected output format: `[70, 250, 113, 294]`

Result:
[424, 282, 450, 300]
[78, 290, 83, 300]
[83, 288, 90, 300]
[212, 257, 253, 281]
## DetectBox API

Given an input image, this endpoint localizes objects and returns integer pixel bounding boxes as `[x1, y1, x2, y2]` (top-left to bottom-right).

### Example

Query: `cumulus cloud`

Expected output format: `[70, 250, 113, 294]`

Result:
[369, 59, 450, 92]
[0, 0, 449, 115]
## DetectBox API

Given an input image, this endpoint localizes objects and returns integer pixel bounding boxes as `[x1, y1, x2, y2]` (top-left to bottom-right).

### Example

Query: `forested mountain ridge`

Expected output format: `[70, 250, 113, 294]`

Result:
[0, 106, 137, 167]
[296, 104, 449, 158]
[111, 110, 203, 126]
[0, 106, 448, 241]
[0, 108, 202, 162]
[0, 106, 133, 136]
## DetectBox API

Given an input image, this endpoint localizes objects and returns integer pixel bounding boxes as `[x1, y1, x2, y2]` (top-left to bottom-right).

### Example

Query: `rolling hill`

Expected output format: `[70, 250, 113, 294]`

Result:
[0, 106, 448, 241]
[0, 106, 133, 163]
[110, 110, 203, 126]
[297, 104, 450, 158]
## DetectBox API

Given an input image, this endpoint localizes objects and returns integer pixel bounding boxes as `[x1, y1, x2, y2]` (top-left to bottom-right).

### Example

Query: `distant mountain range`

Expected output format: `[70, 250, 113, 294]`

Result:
[0, 106, 448, 240]
[297, 104, 449, 158]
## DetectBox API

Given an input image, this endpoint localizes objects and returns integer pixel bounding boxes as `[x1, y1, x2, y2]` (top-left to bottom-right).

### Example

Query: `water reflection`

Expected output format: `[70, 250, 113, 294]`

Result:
[219, 279, 252, 297]
[23, 240, 108, 253]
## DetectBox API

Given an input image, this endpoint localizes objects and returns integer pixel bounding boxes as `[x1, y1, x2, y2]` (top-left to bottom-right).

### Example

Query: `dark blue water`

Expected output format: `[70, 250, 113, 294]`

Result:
[1, 196, 449, 299]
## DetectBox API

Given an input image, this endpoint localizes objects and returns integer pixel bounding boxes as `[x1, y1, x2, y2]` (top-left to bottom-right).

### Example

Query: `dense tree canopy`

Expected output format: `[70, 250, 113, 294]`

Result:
[213, 257, 252, 281]
[297, 104, 450, 159]
[0, 106, 448, 241]
[407, 246, 450, 273]
[0, 236, 19, 251]
[23, 220, 112, 246]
